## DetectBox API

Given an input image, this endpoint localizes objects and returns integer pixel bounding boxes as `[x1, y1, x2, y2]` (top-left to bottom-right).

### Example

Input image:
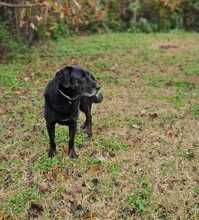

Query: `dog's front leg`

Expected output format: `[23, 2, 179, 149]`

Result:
[81, 105, 92, 137]
[84, 108, 92, 137]
[47, 122, 56, 157]
[68, 122, 78, 159]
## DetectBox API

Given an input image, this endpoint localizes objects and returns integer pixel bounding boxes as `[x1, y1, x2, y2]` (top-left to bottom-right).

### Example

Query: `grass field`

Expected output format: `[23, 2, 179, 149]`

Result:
[0, 32, 199, 220]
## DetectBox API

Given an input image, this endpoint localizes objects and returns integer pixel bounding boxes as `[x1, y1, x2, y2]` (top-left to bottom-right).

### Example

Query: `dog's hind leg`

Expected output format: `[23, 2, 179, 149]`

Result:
[68, 122, 78, 159]
[47, 122, 56, 157]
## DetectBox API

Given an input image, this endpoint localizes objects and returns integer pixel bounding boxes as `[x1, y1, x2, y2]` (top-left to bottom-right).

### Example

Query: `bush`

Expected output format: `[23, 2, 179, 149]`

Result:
[129, 17, 157, 33]
[0, 22, 24, 58]
[1, 0, 199, 44]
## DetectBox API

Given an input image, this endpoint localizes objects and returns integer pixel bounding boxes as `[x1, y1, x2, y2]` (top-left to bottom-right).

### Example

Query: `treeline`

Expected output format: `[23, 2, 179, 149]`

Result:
[0, 0, 199, 44]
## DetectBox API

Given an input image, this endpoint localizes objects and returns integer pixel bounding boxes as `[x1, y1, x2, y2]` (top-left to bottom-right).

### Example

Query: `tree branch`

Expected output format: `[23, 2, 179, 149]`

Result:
[0, 1, 46, 8]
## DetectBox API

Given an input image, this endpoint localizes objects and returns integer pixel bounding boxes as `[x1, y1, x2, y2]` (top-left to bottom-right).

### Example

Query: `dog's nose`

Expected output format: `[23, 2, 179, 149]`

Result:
[96, 85, 101, 91]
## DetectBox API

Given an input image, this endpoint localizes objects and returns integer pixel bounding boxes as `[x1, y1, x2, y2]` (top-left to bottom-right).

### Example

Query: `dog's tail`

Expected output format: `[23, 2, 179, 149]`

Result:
[92, 92, 103, 103]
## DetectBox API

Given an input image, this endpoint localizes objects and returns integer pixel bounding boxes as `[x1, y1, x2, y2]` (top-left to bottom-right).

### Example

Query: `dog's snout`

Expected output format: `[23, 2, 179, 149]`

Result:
[96, 85, 101, 91]
[91, 81, 97, 87]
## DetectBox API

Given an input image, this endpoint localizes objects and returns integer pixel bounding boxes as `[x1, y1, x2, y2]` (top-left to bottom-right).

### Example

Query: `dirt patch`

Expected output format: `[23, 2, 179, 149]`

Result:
[159, 44, 179, 50]
[183, 76, 199, 85]
[152, 42, 180, 50]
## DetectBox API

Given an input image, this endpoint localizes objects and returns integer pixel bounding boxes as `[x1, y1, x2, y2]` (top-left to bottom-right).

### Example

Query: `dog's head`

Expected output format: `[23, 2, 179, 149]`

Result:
[55, 65, 100, 98]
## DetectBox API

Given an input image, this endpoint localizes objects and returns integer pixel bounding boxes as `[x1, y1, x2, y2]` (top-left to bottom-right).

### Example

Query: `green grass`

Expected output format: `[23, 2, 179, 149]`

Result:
[96, 136, 129, 152]
[191, 103, 199, 118]
[52, 33, 145, 58]
[183, 61, 199, 76]
[107, 163, 121, 174]
[2, 187, 41, 214]
[193, 187, 199, 196]
[126, 116, 143, 128]
[33, 154, 62, 172]
[83, 156, 104, 165]
[177, 147, 195, 160]
[1, 32, 199, 219]
[127, 178, 152, 215]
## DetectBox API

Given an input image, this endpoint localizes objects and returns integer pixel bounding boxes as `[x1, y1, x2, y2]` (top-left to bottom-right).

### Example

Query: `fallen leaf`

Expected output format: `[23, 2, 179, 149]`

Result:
[43, 171, 54, 181]
[14, 88, 27, 95]
[165, 126, 174, 138]
[38, 182, 49, 193]
[3, 131, 13, 139]
[89, 165, 103, 174]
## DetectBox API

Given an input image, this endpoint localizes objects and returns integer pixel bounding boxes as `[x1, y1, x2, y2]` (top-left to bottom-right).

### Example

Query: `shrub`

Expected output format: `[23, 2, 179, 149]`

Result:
[0, 22, 22, 58]
[1, 0, 199, 44]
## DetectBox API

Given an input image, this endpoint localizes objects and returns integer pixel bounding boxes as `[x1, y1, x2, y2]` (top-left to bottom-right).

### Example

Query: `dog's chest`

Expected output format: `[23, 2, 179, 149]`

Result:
[56, 102, 80, 124]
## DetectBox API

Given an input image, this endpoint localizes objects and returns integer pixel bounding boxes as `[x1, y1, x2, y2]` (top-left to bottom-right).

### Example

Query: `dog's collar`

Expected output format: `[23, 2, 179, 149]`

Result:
[58, 89, 80, 104]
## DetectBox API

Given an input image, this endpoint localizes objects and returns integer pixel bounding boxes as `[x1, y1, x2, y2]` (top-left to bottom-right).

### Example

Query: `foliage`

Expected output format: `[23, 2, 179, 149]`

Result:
[1, 0, 199, 43]
[127, 178, 152, 214]
[0, 21, 24, 58]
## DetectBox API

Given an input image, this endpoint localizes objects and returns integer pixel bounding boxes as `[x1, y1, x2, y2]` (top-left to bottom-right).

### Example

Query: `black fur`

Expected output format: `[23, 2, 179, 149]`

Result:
[44, 65, 103, 159]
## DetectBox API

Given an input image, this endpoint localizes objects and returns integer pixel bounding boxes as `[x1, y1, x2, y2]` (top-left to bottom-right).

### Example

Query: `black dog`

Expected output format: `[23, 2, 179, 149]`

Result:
[44, 65, 103, 158]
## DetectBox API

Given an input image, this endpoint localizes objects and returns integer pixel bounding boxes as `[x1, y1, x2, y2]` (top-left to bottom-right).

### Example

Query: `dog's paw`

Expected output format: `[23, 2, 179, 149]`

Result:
[82, 126, 93, 138]
[81, 123, 86, 130]
[48, 149, 56, 158]
[68, 150, 78, 159]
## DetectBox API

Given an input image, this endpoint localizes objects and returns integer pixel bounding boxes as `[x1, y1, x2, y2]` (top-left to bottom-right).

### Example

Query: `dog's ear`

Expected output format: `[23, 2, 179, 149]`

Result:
[55, 67, 71, 88]
[84, 70, 96, 81]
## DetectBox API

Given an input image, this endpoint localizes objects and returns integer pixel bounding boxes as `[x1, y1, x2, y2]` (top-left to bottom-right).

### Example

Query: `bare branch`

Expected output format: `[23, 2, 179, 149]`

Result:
[0, 1, 46, 8]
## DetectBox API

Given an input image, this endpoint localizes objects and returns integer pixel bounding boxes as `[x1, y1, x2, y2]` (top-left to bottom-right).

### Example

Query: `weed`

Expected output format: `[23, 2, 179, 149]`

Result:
[193, 187, 199, 196]
[96, 137, 129, 152]
[83, 156, 104, 165]
[107, 163, 121, 174]
[191, 104, 199, 118]
[127, 178, 152, 214]
[75, 131, 87, 147]
[55, 126, 68, 145]
[127, 116, 143, 128]
[3, 187, 40, 214]
[177, 147, 195, 160]
[183, 62, 199, 76]
[168, 90, 188, 108]
[142, 75, 170, 87]
[175, 81, 196, 90]
[33, 154, 61, 172]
